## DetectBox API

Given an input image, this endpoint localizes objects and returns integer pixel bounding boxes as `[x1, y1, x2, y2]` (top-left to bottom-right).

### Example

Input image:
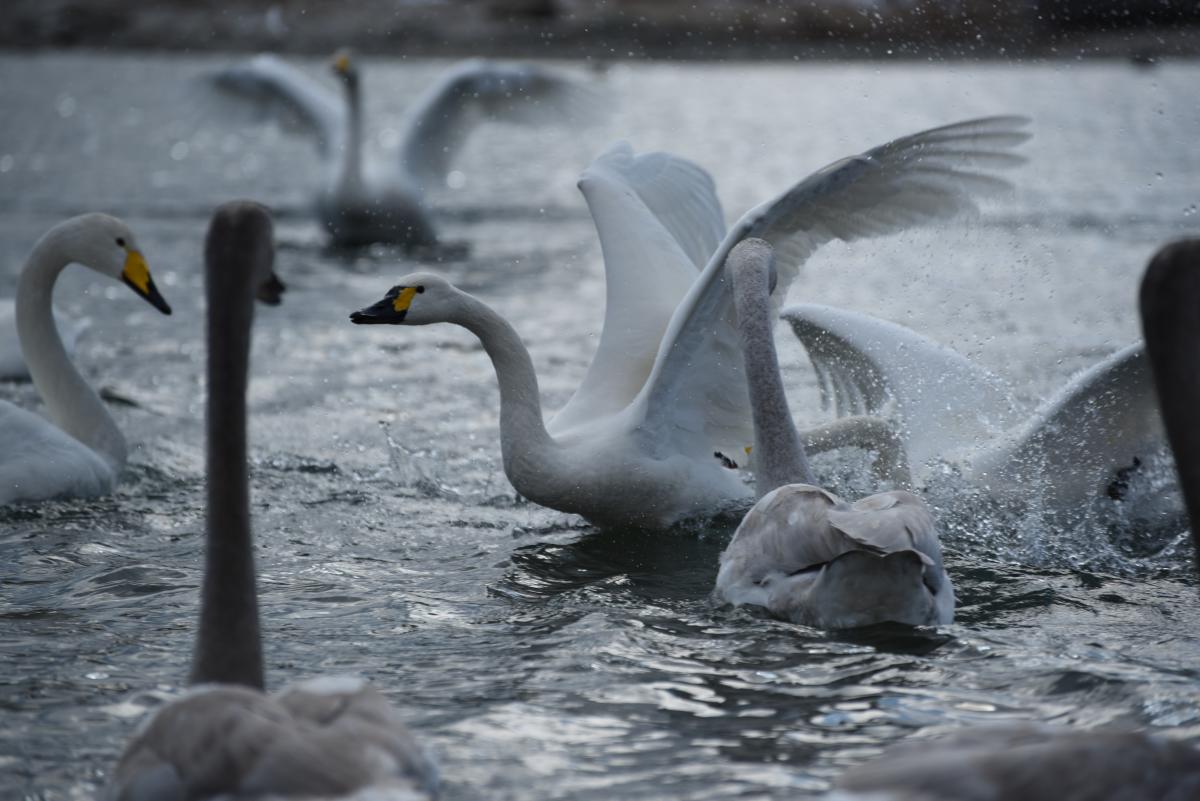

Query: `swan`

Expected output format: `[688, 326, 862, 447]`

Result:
[0, 214, 172, 506]
[0, 302, 86, 381]
[826, 240, 1200, 800]
[106, 202, 437, 801]
[782, 303, 1162, 512]
[828, 723, 1200, 801]
[350, 116, 1030, 528]
[714, 239, 953, 628]
[212, 51, 598, 247]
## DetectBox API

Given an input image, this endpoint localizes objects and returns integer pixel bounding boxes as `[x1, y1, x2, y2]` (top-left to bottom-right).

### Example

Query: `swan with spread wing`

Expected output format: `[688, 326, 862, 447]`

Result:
[212, 51, 599, 247]
[350, 116, 1030, 528]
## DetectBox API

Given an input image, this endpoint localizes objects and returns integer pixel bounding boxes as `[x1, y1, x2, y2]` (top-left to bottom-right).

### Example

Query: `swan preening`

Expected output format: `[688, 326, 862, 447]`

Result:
[0, 214, 171, 506]
[351, 115, 1029, 528]
[827, 239, 1200, 800]
[783, 303, 1162, 514]
[714, 239, 953, 629]
[107, 202, 436, 801]
[213, 51, 599, 247]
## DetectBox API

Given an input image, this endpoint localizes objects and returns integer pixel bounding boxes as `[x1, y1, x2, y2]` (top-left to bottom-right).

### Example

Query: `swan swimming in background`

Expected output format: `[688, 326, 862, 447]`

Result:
[826, 240, 1200, 801]
[714, 240, 953, 628]
[350, 116, 1029, 528]
[782, 303, 1161, 512]
[0, 214, 172, 506]
[106, 202, 436, 801]
[212, 51, 599, 247]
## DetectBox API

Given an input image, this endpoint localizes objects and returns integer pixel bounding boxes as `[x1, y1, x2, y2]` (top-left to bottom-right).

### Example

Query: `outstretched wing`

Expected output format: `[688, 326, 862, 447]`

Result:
[398, 59, 602, 192]
[781, 302, 1020, 475]
[210, 54, 344, 158]
[970, 342, 1165, 509]
[628, 116, 1031, 461]
[549, 143, 725, 435]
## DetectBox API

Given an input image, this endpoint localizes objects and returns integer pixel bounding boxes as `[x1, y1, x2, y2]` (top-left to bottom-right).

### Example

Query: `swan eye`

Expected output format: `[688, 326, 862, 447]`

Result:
[115, 237, 126, 248]
[416, 285, 425, 293]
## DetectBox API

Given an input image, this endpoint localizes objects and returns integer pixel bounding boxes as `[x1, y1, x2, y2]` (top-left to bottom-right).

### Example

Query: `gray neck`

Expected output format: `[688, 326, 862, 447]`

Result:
[16, 221, 126, 470]
[189, 214, 264, 690]
[455, 294, 563, 501]
[336, 76, 365, 195]
[1141, 238, 1200, 567]
[728, 238, 815, 496]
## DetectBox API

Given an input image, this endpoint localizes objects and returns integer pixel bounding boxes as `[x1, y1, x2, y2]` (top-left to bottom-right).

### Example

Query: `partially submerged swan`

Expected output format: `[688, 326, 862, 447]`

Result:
[0, 215, 171, 505]
[351, 116, 1029, 528]
[714, 240, 953, 628]
[213, 51, 598, 247]
[783, 303, 1161, 512]
[827, 240, 1200, 800]
[106, 202, 436, 801]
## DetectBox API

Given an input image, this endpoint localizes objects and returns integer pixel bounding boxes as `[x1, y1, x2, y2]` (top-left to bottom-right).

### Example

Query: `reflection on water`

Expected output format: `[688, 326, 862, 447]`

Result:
[1, 53, 1199, 800]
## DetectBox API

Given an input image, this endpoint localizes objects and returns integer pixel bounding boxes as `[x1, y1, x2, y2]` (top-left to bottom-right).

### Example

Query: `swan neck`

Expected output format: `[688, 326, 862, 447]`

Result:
[15, 226, 126, 470]
[457, 295, 559, 495]
[729, 244, 814, 495]
[190, 235, 264, 690]
[336, 78, 365, 193]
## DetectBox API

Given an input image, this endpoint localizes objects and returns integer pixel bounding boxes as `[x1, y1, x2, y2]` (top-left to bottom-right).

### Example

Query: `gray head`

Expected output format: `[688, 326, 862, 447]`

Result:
[203, 201, 285, 306]
[349, 273, 467, 326]
[331, 48, 360, 88]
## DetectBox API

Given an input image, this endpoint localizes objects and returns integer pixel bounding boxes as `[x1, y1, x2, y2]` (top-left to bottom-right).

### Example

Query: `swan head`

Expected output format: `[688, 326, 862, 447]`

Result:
[330, 48, 359, 86]
[63, 213, 171, 315]
[205, 201, 286, 306]
[349, 273, 462, 326]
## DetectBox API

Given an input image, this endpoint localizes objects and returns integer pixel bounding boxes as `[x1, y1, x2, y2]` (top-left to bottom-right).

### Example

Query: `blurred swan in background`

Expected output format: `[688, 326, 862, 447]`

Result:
[0, 214, 171, 505]
[350, 116, 1029, 528]
[106, 202, 436, 801]
[714, 239, 953, 628]
[212, 51, 600, 247]
[826, 240, 1200, 800]
[782, 303, 1162, 512]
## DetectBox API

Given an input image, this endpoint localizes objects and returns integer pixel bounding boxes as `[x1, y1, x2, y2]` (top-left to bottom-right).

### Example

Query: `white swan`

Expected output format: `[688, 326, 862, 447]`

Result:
[212, 51, 598, 247]
[829, 723, 1200, 801]
[350, 116, 1029, 529]
[714, 240, 953, 628]
[782, 302, 1163, 511]
[106, 202, 436, 801]
[0, 215, 172, 506]
[827, 240, 1200, 800]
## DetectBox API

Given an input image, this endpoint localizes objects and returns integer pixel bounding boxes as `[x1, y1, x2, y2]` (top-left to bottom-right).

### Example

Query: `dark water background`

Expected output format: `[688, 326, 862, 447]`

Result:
[1, 53, 1200, 799]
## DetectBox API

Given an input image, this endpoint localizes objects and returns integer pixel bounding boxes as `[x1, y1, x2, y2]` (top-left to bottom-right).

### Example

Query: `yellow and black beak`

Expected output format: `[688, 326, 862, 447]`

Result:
[332, 50, 352, 76]
[121, 250, 172, 315]
[349, 285, 420, 325]
[256, 271, 286, 306]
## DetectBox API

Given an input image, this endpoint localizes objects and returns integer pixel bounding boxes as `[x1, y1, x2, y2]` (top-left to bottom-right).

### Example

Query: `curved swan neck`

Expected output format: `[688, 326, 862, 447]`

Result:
[190, 208, 265, 690]
[1141, 239, 1200, 563]
[728, 239, 815, 496]
[455, 294, 559, 493]
[336, 76, 365, 194]
[16, 221, 126, 469]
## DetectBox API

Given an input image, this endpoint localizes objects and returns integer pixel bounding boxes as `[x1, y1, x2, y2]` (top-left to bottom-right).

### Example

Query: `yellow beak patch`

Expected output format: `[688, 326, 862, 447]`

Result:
[333, 53, 351, 73]
[392, 286, 419, 313]
[122, 250, 151, 293]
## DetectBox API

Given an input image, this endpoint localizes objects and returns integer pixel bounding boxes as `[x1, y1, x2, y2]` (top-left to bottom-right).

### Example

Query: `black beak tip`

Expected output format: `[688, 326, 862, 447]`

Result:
[349, 310, 370, 324]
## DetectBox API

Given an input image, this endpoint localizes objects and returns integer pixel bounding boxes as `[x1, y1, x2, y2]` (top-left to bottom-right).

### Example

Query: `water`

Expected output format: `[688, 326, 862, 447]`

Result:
[2, 53, 1200, 799]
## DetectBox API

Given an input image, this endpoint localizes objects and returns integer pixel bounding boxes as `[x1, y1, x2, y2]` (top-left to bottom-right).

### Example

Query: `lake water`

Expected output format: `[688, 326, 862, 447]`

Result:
[1, 52, 1199, 799]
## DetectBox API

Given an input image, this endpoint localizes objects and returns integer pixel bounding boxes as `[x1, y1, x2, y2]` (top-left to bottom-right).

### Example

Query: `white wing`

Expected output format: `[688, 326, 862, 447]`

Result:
[628, 116, 1031, 460]
[107, 680, 436, 801]
[210, 54, 344, 158]
[549, 143, 725, 434]
[781, 302, 1020, 474]
[970, 342, 1164, 509]
[0, 401, 113, 504]
[398, 59, 602, 191]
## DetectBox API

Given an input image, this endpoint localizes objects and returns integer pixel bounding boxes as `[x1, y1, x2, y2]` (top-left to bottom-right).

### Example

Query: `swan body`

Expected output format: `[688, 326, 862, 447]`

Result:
[715, 239, 953, 628]
[829, 724, 1200, 801]
[213, 52, 597, 247]
[107, 203, 434, 801]
[0, 214, 171, 505]
[352, 117, 1028, 528]
[783, 303, 1163, 510]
